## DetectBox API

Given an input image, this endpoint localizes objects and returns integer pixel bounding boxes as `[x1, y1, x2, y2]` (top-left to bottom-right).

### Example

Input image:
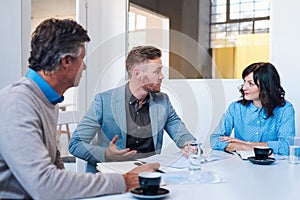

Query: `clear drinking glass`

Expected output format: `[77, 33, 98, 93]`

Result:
[289, 137, 300, 164]
[188, 140, 202, 171]
[188, 140, 202, 182]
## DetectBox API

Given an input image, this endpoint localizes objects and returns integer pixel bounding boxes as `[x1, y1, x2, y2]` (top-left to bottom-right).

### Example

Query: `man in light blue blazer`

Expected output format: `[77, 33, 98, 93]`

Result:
[69, 46, 195, 173]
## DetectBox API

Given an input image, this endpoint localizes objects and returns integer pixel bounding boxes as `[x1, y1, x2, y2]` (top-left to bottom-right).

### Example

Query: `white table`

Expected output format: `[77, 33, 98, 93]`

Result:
[87, 153, 300, 200]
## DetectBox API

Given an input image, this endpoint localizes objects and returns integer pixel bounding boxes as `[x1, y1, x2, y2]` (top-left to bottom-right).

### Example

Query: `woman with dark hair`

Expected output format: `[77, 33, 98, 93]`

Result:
[210, 62, 295, 155]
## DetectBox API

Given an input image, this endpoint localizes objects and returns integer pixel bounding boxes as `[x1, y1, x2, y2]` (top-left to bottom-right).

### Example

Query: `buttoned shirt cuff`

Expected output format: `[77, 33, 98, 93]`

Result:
[267, 141, 287, 155]
[220, 142, 229, 151]
[212, 141, 228, 151]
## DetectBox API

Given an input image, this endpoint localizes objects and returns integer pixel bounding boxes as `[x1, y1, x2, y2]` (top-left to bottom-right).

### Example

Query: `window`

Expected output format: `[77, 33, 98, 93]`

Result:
[211, 0, 270, 78]
[210, 0, 270, 48]
[129, 0, 210, 79]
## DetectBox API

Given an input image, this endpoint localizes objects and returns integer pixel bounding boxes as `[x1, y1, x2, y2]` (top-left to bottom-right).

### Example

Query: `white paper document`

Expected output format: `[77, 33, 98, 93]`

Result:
[234, 150, 255, 160]
[137, 154, 186, 168]
[96, 151, 228, 174]
[96, 161, 137, 174]
[137, 151, 227, 169]
[162, 170, 223, 184]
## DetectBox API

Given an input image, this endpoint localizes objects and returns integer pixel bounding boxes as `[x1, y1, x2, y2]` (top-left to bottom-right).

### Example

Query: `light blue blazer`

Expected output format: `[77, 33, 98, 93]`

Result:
[69, 84, 195, 173]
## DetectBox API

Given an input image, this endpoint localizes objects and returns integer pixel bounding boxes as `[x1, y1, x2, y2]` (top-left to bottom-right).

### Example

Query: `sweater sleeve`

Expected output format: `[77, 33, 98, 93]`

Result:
[0, 88, 126, 199]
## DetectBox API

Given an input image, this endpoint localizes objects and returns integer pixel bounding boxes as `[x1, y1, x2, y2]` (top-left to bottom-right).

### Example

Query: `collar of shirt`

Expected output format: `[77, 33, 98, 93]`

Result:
[249, 102, 266, 117]
[25, 68, 64, 105]
[126, 83, 150, 109]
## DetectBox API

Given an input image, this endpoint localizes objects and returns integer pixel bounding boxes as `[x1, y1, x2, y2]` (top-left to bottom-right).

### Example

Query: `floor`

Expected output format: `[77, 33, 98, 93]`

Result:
[57, 122, 74, 157]
[58, 133, 72, 157]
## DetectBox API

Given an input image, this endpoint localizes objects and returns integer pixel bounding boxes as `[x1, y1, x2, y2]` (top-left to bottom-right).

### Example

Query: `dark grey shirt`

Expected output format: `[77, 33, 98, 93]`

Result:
[125, 84, 155, 159]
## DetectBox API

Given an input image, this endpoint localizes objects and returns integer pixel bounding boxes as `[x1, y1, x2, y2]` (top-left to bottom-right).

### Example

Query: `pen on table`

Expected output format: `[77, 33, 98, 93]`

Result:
[153, 168, 165, 173]
[224, 149, 234, 155]
[134, 162, 143, 166]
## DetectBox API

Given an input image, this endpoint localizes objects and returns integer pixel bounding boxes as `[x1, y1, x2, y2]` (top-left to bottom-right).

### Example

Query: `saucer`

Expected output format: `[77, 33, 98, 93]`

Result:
[130, 187, 169, 199]
[248, 156, 276, 165]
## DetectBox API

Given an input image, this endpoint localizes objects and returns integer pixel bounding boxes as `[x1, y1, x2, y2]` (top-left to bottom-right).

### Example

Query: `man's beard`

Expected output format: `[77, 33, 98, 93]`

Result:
[142, 83, 161, 93]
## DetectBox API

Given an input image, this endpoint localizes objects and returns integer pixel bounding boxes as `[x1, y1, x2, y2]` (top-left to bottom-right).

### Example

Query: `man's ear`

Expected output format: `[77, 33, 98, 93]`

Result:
[61, 56, 71, 69]
[133, 68, 142, 81]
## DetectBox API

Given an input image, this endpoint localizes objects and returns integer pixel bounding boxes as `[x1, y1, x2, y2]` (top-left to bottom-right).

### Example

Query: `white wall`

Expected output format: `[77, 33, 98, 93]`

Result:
[31, 0, 76, 31]
[76, 0, 127, 116]
[271, 0, 300, 134]
[0, 0, 30, 89]
[160, 79, 240, 152]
